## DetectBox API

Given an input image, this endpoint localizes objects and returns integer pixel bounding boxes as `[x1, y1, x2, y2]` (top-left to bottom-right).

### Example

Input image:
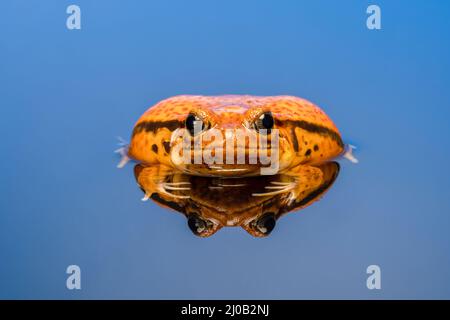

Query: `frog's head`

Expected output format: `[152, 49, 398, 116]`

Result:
[168, 96, 294, 177]
[128, 95, 344, 177]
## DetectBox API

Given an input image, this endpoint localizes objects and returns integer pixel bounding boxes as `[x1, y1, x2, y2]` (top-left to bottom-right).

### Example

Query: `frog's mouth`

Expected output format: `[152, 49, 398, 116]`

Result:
[180, 163, 272, 177]
[169, 135, 293, 176]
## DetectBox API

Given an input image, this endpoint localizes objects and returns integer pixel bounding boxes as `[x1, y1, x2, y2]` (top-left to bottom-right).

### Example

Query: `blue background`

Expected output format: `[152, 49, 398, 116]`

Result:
[1, 0, 450, 299]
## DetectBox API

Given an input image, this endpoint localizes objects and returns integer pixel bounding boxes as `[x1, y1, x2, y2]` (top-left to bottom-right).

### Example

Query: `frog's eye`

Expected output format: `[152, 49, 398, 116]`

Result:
[254, 111, 274, 133]
[254, 212, 276, 236]
[187, 214, 212, 236]
[186, 113, 207, 136]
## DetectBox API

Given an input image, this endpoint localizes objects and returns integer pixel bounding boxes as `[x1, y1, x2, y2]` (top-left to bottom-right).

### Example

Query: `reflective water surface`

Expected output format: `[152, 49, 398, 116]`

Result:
[2, 1, 450, 299]
[134, 162, 340, 237]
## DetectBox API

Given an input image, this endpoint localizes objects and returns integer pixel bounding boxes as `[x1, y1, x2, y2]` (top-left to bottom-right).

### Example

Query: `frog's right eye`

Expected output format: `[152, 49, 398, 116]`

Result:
[253, 111, 274, 134]
[187, 214, 212, 237]
[186, 113, 207, 136]
[254, 212, 276, 236]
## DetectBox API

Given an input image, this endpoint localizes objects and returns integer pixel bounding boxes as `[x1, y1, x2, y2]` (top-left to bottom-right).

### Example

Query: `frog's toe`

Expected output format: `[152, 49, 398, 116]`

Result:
[342, 144, 358, 164]
[116, 148, 131, 168]
[161, 182, 191, 199]
[163, 185, 191, 191]
[142, 184, 190, 201]
[163, 182, 191, 189]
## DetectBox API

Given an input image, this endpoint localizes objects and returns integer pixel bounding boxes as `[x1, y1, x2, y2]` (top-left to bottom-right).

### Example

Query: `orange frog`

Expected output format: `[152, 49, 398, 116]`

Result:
[118, 95, 357, 177]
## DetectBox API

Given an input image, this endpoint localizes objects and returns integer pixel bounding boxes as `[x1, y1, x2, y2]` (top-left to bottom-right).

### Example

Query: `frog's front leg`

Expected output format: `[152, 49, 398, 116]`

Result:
[134, 164, 191, 201]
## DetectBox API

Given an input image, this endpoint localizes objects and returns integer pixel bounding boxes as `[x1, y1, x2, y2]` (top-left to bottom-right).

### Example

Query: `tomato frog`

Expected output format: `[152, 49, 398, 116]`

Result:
[118, 95, 357, 176]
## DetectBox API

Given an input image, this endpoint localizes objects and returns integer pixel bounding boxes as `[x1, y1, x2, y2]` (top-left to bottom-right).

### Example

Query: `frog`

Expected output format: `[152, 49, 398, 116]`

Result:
[119, 95, 357, 177]
[133, 161, 340, 237]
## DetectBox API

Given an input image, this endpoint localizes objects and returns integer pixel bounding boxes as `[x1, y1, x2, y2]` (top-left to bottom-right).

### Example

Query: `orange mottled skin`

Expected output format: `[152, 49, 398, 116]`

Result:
[128, 95, 344, 177]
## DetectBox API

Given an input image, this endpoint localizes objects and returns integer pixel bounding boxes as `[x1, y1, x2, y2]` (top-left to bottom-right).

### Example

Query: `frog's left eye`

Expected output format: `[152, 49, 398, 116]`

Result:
[186, 113, 208, 136]
[254, 212, 276, 236]
[254, 111, 274, 133]
[187, 214, 213, 237]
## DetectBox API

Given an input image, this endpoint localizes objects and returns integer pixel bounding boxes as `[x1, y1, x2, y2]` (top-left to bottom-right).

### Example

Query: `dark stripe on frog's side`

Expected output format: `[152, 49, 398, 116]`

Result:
[276, 119, 344, 151]
[132, 120, 183, 137]
[290, 128, 299, 152]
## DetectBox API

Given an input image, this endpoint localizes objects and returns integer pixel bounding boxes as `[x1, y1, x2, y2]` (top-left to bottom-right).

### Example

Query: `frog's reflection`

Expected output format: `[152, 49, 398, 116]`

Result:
[134, 162, 340, 237]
